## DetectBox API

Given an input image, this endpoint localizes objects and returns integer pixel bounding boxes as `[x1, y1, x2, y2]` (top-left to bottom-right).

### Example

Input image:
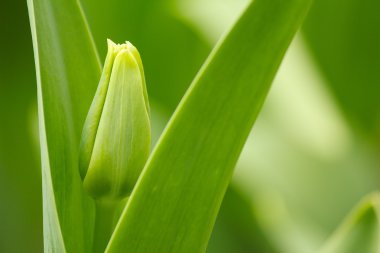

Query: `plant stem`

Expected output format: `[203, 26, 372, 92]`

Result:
[93, 200, 119, 253]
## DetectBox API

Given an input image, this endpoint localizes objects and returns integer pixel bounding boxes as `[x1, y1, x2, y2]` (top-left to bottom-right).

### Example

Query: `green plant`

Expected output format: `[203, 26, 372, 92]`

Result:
[17, 0, 380, 252]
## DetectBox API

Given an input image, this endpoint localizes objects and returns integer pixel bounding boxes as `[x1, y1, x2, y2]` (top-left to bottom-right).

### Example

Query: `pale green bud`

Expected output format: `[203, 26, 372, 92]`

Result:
[79, 39, 150, 200]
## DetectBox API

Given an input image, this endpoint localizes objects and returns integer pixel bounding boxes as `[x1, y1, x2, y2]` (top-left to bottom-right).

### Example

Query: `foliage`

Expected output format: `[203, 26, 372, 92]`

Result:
[0, 0, 379, 252]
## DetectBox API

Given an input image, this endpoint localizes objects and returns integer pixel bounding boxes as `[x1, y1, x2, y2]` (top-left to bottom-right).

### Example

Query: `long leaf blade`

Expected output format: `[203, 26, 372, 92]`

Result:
[27, 0, 101, 251]
[319, 193, 380, 253]
[107, 0, 312, 252]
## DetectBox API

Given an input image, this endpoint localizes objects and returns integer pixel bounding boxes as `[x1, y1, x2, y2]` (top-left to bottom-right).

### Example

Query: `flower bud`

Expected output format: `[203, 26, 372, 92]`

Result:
[79, 39, 150, 200]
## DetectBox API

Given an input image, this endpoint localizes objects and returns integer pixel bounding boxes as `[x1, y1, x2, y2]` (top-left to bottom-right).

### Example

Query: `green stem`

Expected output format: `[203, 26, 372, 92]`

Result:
[93, 200, 119, 253]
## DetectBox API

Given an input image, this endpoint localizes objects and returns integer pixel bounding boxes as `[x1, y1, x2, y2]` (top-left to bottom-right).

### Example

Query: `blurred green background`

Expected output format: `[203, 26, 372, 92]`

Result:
[1, 0, 379, 252]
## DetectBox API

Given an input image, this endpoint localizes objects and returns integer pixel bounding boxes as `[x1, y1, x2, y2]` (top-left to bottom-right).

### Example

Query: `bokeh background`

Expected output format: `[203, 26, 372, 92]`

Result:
[1, 0, 379, 252]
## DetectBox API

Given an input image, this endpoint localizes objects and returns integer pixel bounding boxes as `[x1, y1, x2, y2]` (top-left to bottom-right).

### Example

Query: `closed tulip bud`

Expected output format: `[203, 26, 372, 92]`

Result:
[79, 39, 150, 200]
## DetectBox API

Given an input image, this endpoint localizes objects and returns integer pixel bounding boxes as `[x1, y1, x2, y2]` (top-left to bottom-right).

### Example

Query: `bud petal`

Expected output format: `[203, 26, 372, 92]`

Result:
[79, 39, 150, 200]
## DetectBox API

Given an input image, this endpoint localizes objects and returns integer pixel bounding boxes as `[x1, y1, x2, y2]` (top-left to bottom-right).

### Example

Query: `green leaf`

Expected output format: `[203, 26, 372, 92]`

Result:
[319, 192, 380, 253]
[27, 0, 101, 251]
[107, 0, 312, 252]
